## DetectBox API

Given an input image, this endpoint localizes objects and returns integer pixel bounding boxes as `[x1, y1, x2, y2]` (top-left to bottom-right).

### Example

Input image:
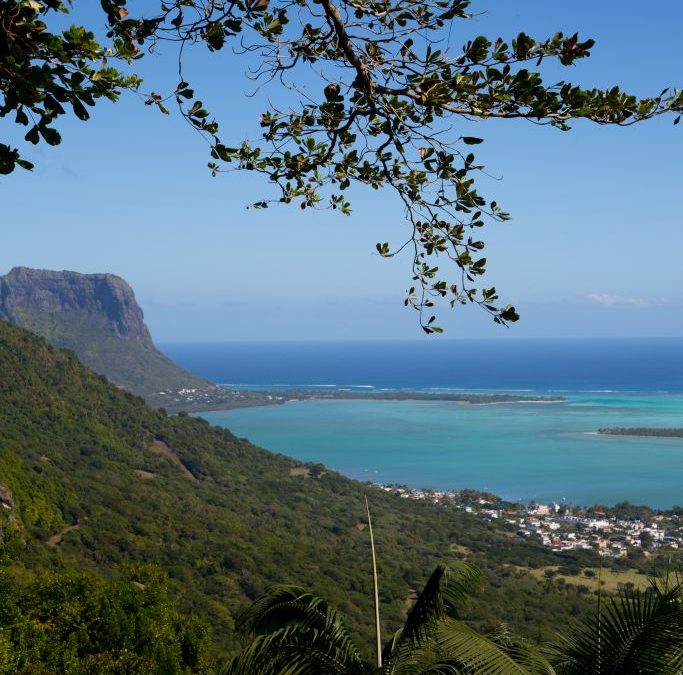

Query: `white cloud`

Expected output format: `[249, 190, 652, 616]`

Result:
[586, 293, 649, 308]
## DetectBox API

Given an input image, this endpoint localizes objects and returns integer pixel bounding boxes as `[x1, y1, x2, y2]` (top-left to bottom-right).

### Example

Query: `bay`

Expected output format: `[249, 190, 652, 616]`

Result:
[200, 394, 683, 509]
[161, 339, 683, 508]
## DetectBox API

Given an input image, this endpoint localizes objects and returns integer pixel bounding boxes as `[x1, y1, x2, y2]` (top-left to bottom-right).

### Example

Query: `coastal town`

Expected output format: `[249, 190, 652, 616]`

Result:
[154, 386, 285, 412]
[377, 484, 683, 559]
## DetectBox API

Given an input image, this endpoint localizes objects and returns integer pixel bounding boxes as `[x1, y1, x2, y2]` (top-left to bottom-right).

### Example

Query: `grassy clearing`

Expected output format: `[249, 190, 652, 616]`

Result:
[449, 543, 472, 557]
[289, 466, 312, 477]
[516, 565, 646, 592]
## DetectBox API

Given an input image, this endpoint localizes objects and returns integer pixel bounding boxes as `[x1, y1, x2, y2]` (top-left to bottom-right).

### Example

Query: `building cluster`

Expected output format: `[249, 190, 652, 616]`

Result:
[156, 387, 285, 408]
[376, 484, 683, 558]
[518, 506, 680, 558]
[157, 387, 212, 405]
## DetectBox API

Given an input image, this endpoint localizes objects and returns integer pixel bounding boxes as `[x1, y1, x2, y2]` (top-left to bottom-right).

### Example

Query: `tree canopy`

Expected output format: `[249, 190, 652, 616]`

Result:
[2, 0, 681, 329]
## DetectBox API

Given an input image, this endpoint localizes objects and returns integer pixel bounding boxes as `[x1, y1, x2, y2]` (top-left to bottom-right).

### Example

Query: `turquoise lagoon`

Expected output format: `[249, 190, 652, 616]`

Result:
[201, 392, 683, 509]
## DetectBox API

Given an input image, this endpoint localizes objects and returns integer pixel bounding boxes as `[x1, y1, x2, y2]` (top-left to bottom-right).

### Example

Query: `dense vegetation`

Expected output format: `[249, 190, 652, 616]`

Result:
[0, 321, 664, 671]
[0, 322, 608, 664]
[0, 561, 212, 674]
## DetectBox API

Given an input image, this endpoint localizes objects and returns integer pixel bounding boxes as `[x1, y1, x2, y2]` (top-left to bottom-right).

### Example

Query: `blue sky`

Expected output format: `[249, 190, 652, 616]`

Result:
[1, 1, 682, 341]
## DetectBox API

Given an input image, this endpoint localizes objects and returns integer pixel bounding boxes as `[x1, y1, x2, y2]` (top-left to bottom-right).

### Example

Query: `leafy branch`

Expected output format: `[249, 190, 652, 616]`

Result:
[4, 0, 682, 330]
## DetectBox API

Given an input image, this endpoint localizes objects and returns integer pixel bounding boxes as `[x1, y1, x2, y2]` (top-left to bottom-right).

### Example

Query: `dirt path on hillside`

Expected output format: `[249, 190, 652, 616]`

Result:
[47, 522, 80, 548]
[148, 439, 197, 481]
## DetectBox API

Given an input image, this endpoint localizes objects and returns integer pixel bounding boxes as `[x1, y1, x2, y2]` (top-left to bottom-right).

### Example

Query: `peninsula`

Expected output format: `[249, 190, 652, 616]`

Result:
[189, 387, 565, 412]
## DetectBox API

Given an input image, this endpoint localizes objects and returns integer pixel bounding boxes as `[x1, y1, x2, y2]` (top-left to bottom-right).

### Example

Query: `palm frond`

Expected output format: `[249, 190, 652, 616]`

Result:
[391, 562, 484, 653]
[481, 623, 555, 674]
[383, 616, 544, 675]
[238, 585, 338, 636]
[501, 640, 556, 675]
[225, 585, 368, 675]
[433, 618, 541, 675]
[221, 631, 368, 675]
[549, 575, 683, 675]
[237, 584, 364, 664]
[380, 640, 462, 675]
[382, 562, 540, 675]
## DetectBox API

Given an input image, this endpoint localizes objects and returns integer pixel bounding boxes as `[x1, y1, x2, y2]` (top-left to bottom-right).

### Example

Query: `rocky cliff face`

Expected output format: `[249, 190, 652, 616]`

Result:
[0, 267, 212, 402]
[0, 267, 152, 341]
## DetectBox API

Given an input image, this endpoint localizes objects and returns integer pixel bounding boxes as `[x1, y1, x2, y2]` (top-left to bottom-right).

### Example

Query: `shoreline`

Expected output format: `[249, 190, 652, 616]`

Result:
[369, 484, 683, 556]
[369, 482, 683, 516]
[181, 388, 566, 414]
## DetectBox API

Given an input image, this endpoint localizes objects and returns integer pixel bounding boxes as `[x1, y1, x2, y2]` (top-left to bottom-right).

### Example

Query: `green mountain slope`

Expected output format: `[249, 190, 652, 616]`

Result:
[0, 321, 600, 663]
[12, 307, 209, 396]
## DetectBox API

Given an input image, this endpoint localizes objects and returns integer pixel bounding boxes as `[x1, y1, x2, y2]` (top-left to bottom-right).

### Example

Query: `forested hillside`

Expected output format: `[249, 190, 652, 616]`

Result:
[0, 321, 610, 669]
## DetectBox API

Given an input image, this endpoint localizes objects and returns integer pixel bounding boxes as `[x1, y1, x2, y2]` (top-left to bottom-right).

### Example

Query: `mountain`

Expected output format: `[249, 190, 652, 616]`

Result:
[0, 319, 607, 667]
[0, 266, 211, 404]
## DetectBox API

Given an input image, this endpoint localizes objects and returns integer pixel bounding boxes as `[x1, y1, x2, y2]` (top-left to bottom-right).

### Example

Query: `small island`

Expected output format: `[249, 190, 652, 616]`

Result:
[598, 427, 683, 438]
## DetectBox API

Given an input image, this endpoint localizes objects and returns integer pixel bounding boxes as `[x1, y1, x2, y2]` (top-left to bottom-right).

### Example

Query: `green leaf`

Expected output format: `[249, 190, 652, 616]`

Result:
[15, 109, 29, 126]
[16, 159, 34, 171]
[25, 127, 40, 145]
[39, 127, 62, 146]
[72, 98, 90, 121]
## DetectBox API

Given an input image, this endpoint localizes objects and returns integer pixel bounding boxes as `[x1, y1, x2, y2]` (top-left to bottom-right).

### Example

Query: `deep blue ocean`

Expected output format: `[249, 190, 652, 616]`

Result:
[160, 340, 683, 508]
[161, 339, 683, 391]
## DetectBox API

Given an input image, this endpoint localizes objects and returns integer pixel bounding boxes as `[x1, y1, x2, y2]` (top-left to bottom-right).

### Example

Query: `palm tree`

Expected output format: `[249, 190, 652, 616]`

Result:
[220, 562, 554, 675]
[549, 571, 683, 674]
[221, 495, 683, 675]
